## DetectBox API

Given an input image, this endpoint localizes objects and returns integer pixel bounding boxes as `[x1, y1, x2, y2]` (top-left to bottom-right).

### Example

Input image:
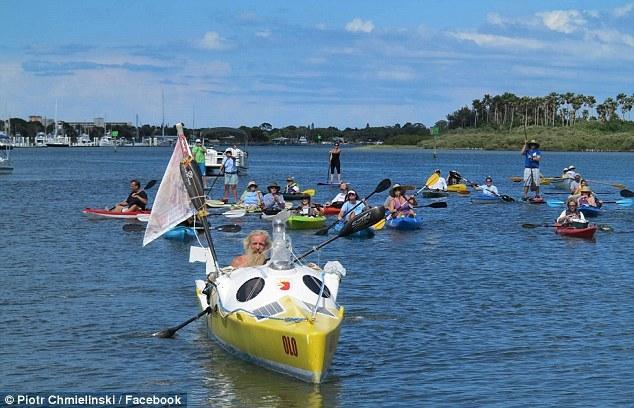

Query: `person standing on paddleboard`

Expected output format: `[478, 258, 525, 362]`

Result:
[220, 149, 239, 203]
[521, 139, 542, 201]
[112, 179, 148, 212]
[329, 142, 342, 184]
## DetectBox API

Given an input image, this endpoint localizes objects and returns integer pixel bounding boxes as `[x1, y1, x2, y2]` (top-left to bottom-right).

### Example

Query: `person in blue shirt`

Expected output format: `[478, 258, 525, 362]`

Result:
[338, 190, 366, 222]
[262, 182, 286, 214]
[220, 149, 239, 203]
[238, 181, 263, 210]
[521, 139, 542, 201]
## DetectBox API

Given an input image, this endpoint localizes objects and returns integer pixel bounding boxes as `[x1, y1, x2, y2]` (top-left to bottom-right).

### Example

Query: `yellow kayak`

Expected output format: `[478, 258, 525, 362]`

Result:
[447, 183, 469, 193]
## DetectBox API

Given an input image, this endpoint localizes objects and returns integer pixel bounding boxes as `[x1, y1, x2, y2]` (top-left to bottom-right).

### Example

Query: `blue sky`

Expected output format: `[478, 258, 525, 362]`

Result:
[0, 0, 633, 128]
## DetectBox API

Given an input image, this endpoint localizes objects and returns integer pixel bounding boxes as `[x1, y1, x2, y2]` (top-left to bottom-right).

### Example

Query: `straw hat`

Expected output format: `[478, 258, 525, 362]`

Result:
[390, 184, 404, 196]
[286, 176, 295, 182]
[568, 165, 576, 170]
[528, 139, 540, 148]
[247, 181, 257, 188]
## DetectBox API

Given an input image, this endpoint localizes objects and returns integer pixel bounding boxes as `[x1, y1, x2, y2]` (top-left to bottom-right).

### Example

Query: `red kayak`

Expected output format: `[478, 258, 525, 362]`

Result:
[82, 208, 151, 219]
[322, 205, 341, 216]
[555, 224, 597, 239]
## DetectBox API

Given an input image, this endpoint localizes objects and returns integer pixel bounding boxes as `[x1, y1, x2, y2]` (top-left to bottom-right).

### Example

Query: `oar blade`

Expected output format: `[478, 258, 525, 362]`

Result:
[153, 327, 177, 338]
[620, 189, 634, 198]
[426, 201, 448, 208]
[374, 178, 392, 193]
[338, 206, 386, 237]
[616, 198, 633, 207]
[521, 223, 541, 228]
[500, 195, 515, 203]
[425, 173, 439, 188]
[223, 209, 246, 218]
[546, 199, 564, 208]
[215, 224, 242, 232]
[144, 179, 158, 190]
[303, 189, 316, 196]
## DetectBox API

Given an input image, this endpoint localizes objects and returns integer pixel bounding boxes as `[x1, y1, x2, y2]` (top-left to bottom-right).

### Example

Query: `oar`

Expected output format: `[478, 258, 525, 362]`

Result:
[315, 178, 391, 236]
[620, 189, 634, 198]
[522, 223, 612, 231]
[298, 206, 386, 260]
[547, 198, 632, 207]
[153, 307, 211, 338]
[413, 173, 440, 196]
[543, 192, 611, 195]
[413, 202, 448, 209]
[372, 219, 385, 230]
[222, 209, 246, 218]
[546, 199, 565, 208]
[110, 179, 157, 210]
[303, 188, 316, 197]
[587, 179, 626, 189]
[461, 176, 514, 202]
[123, 223, 241, 233]
[205, 174, 222, 196]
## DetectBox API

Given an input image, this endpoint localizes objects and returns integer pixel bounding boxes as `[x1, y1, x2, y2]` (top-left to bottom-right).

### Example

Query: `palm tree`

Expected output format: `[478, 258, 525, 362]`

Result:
[616, 93, 627, 120]
[571, 94, 584, 126]
[584, 95, 596, 120]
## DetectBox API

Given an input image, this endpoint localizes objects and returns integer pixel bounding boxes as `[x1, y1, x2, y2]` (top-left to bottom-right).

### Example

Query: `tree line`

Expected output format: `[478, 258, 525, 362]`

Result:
[445, 92, 634, 131]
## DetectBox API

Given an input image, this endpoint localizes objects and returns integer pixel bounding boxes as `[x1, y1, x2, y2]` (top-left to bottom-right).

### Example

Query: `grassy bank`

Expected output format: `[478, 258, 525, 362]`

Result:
[415, 122, 634, 151]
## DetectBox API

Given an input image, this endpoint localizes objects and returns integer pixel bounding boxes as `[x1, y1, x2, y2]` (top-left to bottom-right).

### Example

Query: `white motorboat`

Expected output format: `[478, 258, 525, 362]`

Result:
[98, 134, 115, 147]
[35, 132, 47, 147]
[0, 148, 13, 173]
[0, 131, 14, 150]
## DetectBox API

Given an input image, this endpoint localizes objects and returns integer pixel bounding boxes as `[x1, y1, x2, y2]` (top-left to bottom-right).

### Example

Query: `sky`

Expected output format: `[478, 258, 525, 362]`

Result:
[0, 0, 633, 129]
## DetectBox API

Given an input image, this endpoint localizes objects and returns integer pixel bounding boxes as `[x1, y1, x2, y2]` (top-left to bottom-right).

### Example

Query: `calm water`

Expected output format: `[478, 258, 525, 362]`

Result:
[1, 146, 634, 406]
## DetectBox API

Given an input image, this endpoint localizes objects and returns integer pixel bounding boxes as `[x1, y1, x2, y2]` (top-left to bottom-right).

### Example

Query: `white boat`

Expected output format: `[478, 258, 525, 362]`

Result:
[298, 135, 308, 144]
[0, 131, 14, 150]
[76, 133, 94, 147]
[46, 135, 70, 147]
[0, 147, 13, 173]
[34, 132, 47, 147]
[98, 134, 115, 147]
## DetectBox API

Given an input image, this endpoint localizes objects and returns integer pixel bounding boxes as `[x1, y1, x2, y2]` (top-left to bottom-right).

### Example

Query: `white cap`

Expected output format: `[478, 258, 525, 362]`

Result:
[195, 139, 201, 143]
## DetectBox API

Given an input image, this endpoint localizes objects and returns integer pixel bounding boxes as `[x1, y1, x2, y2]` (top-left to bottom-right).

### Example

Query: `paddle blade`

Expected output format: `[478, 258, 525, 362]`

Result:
[215, 224, 242, 232]
[303, 189, 316, 196]
[223, 209, 246, 218]
[425, 173, 439, 187]
[372, 219, 386, 230]
[338, 206, 386, 237]
[546, 199, 564, 208]
[616, 198, 633, 207]
[521, 223, 542, 229]
[426, 201, 448, 208]
[620, 189, 634, 198]
[144, 179, 158, 190]
[374, 178, 392, 193]
[510, 176, 523, 182]
[598, 224, 613, 232]
[500, 195, 515, 203]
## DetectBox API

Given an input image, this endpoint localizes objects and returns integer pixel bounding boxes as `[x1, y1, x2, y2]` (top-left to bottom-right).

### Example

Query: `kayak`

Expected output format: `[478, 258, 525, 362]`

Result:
[471, 194, 507, 204]
[322, 205, 342, 216]
[386, 216, 422, 230]
[548, 177, 572, 191]
[422, 190, 449, 198]
[287, 215, 327, 230]
[164, 226, 197, 242]
[555, 224, 597, 239]
[447, 184, 469, 193]
[333, 220, 375, 238]
[283, 192, 310, 201]
[82, 208, 151, 219]
[579, 204, 604, 218]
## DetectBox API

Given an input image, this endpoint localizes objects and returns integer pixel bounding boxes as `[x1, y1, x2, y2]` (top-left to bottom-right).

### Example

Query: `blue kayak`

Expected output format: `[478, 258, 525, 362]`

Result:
[333, 220, 375, 238]
[164, 226, 197, 242]
[386, 216, 422, 230]
[579, 204, 604, 218]
[470, 193, 499, 204]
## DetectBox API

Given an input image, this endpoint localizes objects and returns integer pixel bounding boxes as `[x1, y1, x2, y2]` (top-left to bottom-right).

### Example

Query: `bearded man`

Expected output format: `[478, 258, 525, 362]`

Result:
[230, 230, 272, 268]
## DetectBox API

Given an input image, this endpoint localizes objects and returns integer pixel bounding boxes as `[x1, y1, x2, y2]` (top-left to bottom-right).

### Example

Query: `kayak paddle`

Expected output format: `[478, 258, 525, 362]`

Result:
[522, 223, 613, 231]
[413, 202, 448, 209]
[620, 189, 634, 198]
[154, 307, 211, 338]
[586, 179, 626, 189]
[462, 176, 514, 203]
[315, 178, 391, 235]
[547, 198, 632, 207]
[123, 223, 241, 233]
[299, 206, 386, 260]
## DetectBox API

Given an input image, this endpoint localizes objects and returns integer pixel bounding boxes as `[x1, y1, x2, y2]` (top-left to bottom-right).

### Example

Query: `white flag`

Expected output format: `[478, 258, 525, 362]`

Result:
[143, 132, 195, 246]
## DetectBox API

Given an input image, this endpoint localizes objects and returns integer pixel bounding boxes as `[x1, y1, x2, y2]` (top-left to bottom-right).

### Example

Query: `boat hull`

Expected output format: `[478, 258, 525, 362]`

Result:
[386, 216, 422, 230]
[470, 194, 500, 204]
[555, 224, 597, 239]
[82, 208, 151, 219]
[322, 205, 341, 216]
[548, 177, 572, 191]
[287, 215, 326, 230]
[196, 281, 343, 383]
[579, 204, 603, 218]
[163, 226, 196, 242]
[447, 184, 468, 193]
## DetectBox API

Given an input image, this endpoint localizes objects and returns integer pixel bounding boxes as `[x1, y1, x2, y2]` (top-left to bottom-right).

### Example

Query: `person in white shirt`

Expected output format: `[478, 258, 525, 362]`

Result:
[556, 199, 586, 226]
[427, 169, 447, 191]
[328, 182, 350, 208]
[474, 176, 499, 197]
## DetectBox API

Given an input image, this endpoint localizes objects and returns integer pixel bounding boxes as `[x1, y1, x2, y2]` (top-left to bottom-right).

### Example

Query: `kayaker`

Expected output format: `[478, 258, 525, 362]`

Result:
[427, 169, 448, 191]
[295, 196, 322, 217]
[284, 176, 301, 194]
[112, 179, 148, 212]
[473, 176, 499, 197]
[192, 138, 207, 186]
[262, 182, 286, 214]
[568, 174, 582, 194]
[447, 170, 462, 186]
[338, 190, 366, 221]
[577, 185, 602, 208]
[230, 230, 272, 268]
[556, 198, 586, 226]
[387, 184, 415, 218]
[220, 149, 239, 204]
[327, 182, 350, 208]
[521, 139, 541, 201]
[238, 181, 264, 210]
[329, 142, 342, 184]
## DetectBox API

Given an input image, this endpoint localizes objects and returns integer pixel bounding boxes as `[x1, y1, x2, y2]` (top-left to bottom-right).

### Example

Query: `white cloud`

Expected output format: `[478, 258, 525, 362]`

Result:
[537, 10, 586, 34]
[199, 31, 227, 50]
[345, 18, 374, 33]
[586, 29, 634, 47]
[450, 32, 545, 50]
[487, 12, 505, 26]
[375, 67, 416, 82]
[255, 29, 272, 38]
[614, 3, 634, 17]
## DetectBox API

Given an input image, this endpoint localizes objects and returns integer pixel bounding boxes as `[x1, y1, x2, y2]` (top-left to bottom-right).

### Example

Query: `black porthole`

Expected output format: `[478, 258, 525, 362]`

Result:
[302, 275, 331, 298]
[236, 277, 265, 302]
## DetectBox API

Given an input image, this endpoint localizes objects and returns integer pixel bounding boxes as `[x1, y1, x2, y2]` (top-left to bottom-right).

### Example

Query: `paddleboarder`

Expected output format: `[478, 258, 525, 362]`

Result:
[112, 179, 148, 212]
[329, 142, 342, 184]
[220, 149, 239, 203]
[521, 139, 542, 201]
[230, 230, 272, 268]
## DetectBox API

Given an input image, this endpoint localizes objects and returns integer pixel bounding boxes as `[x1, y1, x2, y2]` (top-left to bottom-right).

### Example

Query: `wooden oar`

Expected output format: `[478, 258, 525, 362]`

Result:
[315, 178, 391, 236]
[620, 189, 634, 198]
[587, 179, 626, 189]
[298, 206, 386, 260]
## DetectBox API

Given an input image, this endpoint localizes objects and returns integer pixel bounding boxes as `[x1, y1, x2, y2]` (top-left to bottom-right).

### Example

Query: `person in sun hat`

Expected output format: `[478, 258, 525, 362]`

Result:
[387, 184, 415, 218]
[338, 190, 366, 222]
[427, 169, 448, 191]
[556, 198, 586, 226]
[576, 185, 601, 208]
[284, 176, 300, 194]
[521, 139, 542, 201]
[191, 138, 207, 187]
[238, 180, 264, 210]
[262, 181, 285, 213]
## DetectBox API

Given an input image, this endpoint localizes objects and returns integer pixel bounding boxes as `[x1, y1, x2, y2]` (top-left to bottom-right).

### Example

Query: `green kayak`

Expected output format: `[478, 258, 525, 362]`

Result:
[286, 215, 327, 230]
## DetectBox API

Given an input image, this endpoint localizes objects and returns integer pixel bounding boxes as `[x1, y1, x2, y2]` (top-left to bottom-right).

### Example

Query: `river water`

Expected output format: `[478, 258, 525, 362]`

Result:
[1, 146, 633, 406]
